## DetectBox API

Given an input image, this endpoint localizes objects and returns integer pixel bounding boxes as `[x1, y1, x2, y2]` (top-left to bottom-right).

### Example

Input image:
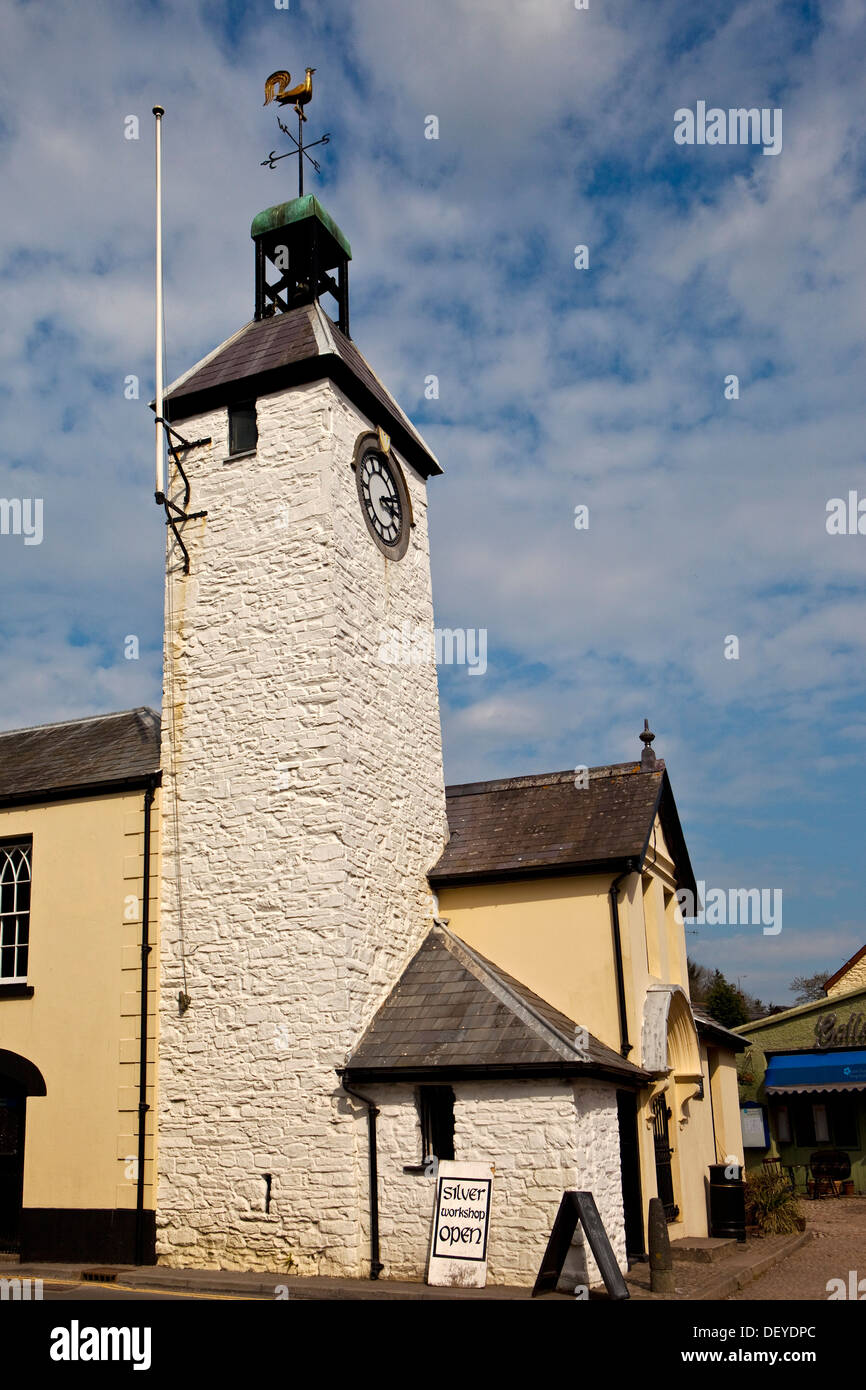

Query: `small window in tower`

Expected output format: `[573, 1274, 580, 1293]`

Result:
[228, 402, 258, 456]
[419, 1085, 455, 1163]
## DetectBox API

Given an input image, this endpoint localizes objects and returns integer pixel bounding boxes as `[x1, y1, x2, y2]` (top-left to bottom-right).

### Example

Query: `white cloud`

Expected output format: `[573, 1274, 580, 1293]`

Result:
[0, 0, 864, 992]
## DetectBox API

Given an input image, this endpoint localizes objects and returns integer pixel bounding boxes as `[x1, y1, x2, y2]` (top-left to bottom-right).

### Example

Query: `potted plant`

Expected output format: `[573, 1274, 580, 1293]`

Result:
[745, 1169, 804, 1236]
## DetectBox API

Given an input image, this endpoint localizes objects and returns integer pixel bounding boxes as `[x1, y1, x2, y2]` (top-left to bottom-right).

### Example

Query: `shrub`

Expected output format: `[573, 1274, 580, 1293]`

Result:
[745, 1170, 803, 1236]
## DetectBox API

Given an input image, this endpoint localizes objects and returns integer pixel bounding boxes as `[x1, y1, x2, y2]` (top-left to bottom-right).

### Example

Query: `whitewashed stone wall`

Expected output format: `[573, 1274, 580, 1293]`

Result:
[156, 368, 446, 1272]
[367, 1079, 627, 1288]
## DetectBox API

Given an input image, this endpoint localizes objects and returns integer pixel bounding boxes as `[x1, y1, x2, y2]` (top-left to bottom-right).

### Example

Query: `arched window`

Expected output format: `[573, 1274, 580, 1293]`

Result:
[0, 841, 31, 983]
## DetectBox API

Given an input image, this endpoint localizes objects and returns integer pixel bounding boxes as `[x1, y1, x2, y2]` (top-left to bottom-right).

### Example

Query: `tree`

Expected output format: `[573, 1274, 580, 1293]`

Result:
[704, 970, 750, 1029]
[687, 957, 713, 1002]
[789, 972, 830, 1005]
[688, 958, 783, 1020]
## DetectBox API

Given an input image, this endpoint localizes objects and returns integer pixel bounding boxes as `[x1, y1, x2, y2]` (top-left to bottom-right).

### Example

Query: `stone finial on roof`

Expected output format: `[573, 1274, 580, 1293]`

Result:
[640, 718, 657, 769]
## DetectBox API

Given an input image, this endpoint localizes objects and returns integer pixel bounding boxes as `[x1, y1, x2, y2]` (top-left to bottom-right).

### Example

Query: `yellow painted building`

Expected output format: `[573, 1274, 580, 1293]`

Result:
[0, 703, 743, 1272]
[0, 708, 160, 1263]
[430, 732, 746, 1255]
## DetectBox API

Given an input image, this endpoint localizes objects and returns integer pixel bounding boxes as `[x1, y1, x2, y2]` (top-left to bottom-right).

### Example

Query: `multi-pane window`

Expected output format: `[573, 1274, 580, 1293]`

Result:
[0, 841, 31, 982]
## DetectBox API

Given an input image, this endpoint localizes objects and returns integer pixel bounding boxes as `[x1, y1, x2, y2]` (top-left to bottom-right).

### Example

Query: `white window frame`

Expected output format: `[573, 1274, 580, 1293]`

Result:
[0, 839, 32, 984]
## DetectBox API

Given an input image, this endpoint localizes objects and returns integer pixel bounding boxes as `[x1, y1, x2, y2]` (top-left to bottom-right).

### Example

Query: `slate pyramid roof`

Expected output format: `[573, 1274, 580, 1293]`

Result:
[344, 924, 649, 1084]
[161, 300, 441, 478]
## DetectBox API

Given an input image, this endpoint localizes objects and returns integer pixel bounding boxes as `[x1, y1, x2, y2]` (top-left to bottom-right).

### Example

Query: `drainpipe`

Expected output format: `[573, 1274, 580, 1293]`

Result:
[134, 777, 157, 1264]
[339, 1073, 383, 1279]
[610, 862, 634, 1059]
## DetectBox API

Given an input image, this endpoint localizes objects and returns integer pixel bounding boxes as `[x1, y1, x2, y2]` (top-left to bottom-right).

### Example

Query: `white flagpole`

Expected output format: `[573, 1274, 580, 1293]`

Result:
[153, 105, 165, 500]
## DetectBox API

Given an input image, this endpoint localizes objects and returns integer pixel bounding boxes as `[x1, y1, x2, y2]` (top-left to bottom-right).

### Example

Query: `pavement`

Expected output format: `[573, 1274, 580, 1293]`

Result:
[726, 1194, 866, 1301]
[625, 1232, 814, 1301]
[5, 1262, 548, 1300]
[7, 1199, 859, 1301]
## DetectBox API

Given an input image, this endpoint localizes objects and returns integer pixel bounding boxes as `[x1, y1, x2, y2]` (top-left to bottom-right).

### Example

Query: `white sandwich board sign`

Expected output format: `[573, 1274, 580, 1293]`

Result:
[427, 1160, 495, 1288]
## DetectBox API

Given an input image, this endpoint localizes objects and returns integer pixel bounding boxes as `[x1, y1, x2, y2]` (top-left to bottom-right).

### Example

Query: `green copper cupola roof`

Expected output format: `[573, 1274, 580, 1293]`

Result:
[251, 194, 352, 332]
[251, 195, 352, 259]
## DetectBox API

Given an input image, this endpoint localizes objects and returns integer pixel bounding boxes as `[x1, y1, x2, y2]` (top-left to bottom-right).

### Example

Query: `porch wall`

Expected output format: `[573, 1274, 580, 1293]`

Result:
[364, 1077, 627, 1287]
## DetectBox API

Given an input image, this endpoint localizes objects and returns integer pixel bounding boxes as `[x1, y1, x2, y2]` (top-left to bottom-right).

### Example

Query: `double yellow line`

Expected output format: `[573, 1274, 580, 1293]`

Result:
[40, 1276, 266, 1302]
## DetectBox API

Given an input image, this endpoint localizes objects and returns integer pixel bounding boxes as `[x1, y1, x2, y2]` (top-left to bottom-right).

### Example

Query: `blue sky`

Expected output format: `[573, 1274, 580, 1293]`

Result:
[1, 0, 865, 1004]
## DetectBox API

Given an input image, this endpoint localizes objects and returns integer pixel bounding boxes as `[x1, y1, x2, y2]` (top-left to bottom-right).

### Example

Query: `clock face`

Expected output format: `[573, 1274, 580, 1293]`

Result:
[356, 447, 410, 558]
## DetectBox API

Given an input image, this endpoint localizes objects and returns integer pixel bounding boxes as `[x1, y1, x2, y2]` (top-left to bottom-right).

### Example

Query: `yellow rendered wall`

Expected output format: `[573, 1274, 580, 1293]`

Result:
[437, 873, 621, 1047]
[439, 838, 740, 1245]
[0, 789, 158, 1212]
[643, 816, 688, 993]
[673, 1046, 715, 1238]
[710, 1046, 745, 1167]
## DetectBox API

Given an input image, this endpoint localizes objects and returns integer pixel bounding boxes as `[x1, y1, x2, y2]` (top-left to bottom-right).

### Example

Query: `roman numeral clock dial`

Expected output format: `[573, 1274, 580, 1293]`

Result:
[362, 454, 400, 541]
[353, 433, 411, 559]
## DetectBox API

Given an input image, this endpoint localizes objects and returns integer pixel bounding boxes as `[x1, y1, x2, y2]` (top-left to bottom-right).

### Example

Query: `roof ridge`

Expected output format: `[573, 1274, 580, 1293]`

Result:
[433, 922, 582, 1062]
[0, 706, 160, 738]
[445, 762, 664, 796]
[310, 298, 338, 354]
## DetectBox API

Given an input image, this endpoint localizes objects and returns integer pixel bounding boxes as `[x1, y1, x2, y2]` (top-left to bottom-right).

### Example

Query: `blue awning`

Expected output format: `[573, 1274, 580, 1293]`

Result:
[765, 1051, 866, 1094]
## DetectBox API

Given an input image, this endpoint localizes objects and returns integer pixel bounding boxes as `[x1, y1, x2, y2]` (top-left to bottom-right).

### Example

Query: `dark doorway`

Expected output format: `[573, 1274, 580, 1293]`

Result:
[616, 1089, 645, 1259]
[0, 1084, 25, 1253]
[651, 1093, 679, 1222]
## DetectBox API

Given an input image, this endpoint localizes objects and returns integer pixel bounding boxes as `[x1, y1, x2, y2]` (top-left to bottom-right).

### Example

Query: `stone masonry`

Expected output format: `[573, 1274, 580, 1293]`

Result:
[156, 368, 447, 1273]
[368, 1079, 627, 1287]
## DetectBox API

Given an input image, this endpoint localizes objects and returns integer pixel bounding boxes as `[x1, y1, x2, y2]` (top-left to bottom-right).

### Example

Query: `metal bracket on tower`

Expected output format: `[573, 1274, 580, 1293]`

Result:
[154, 419, 210, 575]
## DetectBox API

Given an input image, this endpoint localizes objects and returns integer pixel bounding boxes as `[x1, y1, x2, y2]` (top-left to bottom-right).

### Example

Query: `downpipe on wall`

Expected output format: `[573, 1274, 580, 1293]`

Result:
[610, 862, 635, 1060]
[338, 1073, 384, 1279]
[135, 775, 158, 1264]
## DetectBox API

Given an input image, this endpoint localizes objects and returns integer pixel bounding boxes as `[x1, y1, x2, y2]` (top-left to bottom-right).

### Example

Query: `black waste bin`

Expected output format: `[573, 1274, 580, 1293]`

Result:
[708, 1163, 746, 1242]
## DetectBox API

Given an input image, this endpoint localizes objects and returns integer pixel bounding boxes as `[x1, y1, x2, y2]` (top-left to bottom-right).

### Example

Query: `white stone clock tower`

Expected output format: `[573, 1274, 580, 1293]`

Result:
[155, 195, 447, 1273]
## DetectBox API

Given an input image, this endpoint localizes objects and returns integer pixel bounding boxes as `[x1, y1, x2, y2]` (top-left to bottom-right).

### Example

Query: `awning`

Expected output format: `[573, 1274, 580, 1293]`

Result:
[765, 1051, 866, 1095]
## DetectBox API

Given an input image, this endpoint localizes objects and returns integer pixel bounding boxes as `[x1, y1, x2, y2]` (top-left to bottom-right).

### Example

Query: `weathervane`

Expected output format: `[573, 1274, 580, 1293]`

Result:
[261, 68, 330, 197]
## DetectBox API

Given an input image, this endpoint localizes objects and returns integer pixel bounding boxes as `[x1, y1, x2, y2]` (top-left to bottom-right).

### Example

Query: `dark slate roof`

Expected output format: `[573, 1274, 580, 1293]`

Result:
[691, 1005, 749, 1052]
[344, 924, 650, 1084]
[0, 707, 161, 805]
[161, 301, 441, 478]
[430, 762, 696, 897]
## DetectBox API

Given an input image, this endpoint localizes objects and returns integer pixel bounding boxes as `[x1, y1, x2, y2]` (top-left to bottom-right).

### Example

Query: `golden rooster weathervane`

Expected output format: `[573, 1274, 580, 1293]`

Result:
[261, 67, 330, 197]
[264, 67, 315, 118]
